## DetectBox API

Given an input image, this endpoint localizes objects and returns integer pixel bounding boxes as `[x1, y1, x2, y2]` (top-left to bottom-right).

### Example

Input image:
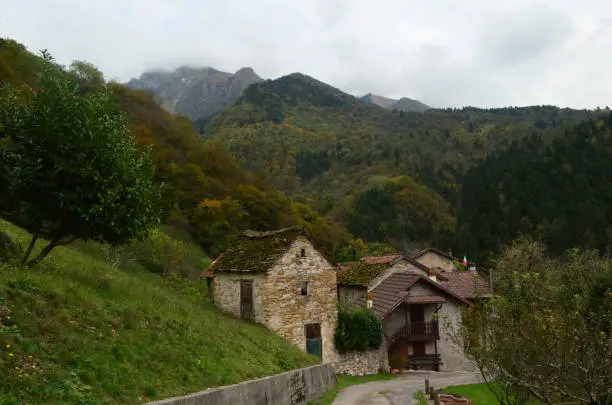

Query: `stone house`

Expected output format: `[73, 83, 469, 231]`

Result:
[337, 251, 491, 372]
[411, 248, 492, 303]
[201, 228, 338, 363]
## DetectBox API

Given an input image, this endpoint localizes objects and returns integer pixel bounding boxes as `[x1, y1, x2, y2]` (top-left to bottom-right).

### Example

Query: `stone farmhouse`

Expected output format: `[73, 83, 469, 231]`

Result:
[202, 228, 490, 374]
[201, 228, 338, 363]
[337, 249, 491, 372]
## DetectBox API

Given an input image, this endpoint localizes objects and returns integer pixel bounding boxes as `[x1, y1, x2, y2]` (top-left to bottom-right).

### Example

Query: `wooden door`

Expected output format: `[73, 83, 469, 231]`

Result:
[305, 323, 322, 357]
[410, 305, 425, 335]
[240, 280, 254, 319]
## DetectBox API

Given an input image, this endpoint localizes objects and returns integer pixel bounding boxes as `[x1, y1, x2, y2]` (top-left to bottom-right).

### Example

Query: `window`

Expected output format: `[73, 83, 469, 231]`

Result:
[300, 248, 306, 257]
[305, 323, 322, 357]
[301, 281, 309, 296]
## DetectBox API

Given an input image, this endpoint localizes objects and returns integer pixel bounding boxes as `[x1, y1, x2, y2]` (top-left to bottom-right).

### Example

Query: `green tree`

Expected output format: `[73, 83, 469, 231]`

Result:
[454, 240, 612, 405]
[69, 60, 105, 86]
[0, 54, 161, 266]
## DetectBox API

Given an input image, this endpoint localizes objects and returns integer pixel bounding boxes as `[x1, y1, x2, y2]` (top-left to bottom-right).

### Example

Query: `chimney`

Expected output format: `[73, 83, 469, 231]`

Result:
[448, 249, 454, 272]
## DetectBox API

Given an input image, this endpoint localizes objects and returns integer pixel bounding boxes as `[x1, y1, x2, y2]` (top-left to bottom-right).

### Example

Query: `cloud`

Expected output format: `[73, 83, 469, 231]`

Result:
[2, 0, 611, 108]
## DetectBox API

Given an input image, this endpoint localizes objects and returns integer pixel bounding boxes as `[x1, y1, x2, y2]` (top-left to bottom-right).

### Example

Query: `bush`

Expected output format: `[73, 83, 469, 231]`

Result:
[334, 307, 383, 352]
[0, 231, 21, 264]
[136, 229, 188, 277]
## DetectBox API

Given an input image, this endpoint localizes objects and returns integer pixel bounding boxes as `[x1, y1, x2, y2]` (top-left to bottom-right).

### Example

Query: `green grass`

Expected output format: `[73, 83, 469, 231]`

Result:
[309, 374, 395, 405]
[444, 383, 499, 405]
[414, 390, 429, 405]
[0, 219, 318, 405]
[443, 383, 542, 405]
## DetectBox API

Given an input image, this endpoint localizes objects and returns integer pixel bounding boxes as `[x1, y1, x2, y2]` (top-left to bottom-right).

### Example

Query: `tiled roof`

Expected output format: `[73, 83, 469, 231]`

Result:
[337, 261, 390, 287]
[404, 295, 446, 304]
[411, 247, 454, 261]
[360, 254, 403, 264]
[370, 273, 472, 319]
[336, 254, 429, 287]
[439, 271, 491, 299]
[370, 273, 419, 318]
[203, 227, 305, 274]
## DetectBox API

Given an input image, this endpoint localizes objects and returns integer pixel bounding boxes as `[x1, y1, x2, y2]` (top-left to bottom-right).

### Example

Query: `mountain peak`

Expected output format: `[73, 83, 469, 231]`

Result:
[361, 93, 429, 112]
[126, 66, 262, 120]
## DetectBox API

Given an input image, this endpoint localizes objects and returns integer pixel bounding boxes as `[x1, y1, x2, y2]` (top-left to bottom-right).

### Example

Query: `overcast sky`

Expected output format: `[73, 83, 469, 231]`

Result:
[2, 0, 611, 108]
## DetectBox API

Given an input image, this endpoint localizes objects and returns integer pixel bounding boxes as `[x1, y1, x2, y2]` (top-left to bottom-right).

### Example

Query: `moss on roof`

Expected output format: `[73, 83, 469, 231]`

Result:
[337, 262, 389, 286]
[212, 228, 303, 273]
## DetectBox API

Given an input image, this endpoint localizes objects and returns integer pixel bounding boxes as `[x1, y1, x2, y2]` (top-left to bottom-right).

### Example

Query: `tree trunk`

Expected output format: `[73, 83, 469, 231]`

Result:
[25, 234, 79, 267]
[22, 230, 40, 264]
[26, 234, 61, 267]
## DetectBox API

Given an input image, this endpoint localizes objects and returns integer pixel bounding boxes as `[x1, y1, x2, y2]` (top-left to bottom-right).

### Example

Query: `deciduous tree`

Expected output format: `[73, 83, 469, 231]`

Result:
[0, 54, 161, 266]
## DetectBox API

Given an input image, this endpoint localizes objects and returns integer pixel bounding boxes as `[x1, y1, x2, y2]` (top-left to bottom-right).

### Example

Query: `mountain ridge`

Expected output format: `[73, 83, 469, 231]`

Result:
[361, 93, 429, 112]
[125, 65, 262, 121]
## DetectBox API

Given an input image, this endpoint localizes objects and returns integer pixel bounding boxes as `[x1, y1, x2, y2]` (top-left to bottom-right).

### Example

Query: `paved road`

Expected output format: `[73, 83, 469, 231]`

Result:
[332, 371, 482, 405]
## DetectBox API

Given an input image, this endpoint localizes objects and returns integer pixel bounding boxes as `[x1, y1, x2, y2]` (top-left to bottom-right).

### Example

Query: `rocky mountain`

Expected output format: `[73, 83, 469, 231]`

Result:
[125, 66, 262, 121]
[361, 93, 429, 112]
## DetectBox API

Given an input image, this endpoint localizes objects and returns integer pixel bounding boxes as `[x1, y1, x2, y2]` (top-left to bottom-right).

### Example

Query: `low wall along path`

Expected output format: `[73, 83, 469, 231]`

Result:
[146, 364, 337, 405]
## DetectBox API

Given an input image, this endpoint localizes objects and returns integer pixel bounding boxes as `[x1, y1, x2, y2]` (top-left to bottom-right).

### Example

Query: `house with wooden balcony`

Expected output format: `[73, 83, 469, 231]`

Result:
[337, 252, 488, 372]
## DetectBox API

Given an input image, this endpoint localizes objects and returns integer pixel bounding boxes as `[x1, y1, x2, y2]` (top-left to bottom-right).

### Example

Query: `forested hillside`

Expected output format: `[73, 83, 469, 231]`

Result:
[0, 38, 340, 258]
[203, 72, 605, 256]
[4, 36, 612, 264]
[457, 114, 612, 264]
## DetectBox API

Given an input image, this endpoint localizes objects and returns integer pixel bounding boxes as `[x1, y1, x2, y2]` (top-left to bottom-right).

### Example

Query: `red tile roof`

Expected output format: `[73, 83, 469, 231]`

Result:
[199, 253, 224, 278]
[439, 271, 491, 299]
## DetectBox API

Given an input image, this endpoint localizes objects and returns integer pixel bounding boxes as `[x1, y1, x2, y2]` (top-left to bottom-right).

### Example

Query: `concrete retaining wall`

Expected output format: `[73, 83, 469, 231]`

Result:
[146, 364, 337, 405]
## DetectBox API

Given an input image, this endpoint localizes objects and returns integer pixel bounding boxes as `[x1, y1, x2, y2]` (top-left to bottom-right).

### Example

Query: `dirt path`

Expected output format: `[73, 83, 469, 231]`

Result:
[332, 371, 482, 405]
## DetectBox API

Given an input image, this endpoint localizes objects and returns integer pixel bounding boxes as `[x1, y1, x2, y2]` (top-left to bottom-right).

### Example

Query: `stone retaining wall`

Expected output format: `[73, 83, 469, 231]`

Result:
[333, 342, 389, 376]
[146, 364, 337, 405]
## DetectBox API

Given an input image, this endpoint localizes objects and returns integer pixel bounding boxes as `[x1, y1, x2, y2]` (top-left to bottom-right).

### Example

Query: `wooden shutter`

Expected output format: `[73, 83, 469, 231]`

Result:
[240, 280, 254, 319]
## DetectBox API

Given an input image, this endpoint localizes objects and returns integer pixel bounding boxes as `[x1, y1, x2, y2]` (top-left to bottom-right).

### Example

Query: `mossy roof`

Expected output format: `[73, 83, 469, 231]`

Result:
[336, 262, 390, 287]
[209, 227, 304, 274]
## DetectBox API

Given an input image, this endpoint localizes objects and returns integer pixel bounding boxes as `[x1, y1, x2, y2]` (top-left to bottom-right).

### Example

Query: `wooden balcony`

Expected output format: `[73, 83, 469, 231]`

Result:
[393, 320, 440, 342]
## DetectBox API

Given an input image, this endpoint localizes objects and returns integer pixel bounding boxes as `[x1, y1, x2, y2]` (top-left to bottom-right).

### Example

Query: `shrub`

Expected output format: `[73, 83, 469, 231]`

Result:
[136, 230, 188, 277]
[334, 307, 383, 352]
[0, 231, 21, 264]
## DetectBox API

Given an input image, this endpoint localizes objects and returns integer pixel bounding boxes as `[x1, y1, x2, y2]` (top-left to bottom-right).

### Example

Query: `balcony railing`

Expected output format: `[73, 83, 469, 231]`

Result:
[393, 320, 440, 341]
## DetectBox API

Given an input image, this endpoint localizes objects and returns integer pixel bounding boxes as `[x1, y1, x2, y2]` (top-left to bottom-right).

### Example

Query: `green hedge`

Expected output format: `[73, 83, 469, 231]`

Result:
[334, 307, 383, 352]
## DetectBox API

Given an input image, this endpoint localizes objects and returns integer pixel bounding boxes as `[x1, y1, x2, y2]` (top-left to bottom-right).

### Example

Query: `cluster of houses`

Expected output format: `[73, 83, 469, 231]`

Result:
[201, 227, 491, 374]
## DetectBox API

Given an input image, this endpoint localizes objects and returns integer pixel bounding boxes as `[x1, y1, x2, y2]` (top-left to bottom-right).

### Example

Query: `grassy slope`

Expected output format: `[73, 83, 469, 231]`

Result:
[0, 219, 317, 405]
[309, 374, 394, 405]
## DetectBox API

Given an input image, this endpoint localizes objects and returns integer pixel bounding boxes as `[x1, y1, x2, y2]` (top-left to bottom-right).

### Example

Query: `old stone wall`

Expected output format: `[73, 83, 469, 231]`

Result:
[413, 251, 454, 272]
[260, 237, 339, 363]
[333, 342, 389, 376]
[146, 364, 337, 405]
[437, 300, 475, 371]
[212, 274, 267, 323]
[338, 286, 367, 310]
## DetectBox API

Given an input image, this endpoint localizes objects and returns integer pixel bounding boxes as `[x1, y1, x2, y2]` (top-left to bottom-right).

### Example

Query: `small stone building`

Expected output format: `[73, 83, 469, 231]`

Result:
[202, 228, 338, 363]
